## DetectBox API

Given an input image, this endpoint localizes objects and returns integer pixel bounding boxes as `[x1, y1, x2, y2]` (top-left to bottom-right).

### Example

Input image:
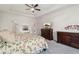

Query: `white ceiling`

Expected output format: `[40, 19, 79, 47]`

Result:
[0, 4, 71, 17]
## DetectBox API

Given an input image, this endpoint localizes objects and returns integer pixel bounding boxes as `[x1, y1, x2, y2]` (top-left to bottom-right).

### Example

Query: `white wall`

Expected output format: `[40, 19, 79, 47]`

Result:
[37, 5, 79, 41]
[0, 11, 38, 34]
[1, 5, 79, 41]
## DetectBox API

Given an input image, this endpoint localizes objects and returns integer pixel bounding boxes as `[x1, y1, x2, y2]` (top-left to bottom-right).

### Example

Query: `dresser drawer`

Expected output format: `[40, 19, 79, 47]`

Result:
[41, 28, 53, 40]
[57, 32, 79, 49]
[59, 36, 71, 45]
[41, 30, 50, 35]
[71, 42, 79, 48]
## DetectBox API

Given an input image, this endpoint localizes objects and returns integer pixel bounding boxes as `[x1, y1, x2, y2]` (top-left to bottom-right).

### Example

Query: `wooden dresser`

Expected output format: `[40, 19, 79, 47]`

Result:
[57, 32, 79, 48]
[41, 28, 53, 40]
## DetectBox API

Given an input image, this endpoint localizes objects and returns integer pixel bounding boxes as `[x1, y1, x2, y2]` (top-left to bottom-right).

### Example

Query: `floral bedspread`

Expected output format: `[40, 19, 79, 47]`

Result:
[0, 35, 48, 54]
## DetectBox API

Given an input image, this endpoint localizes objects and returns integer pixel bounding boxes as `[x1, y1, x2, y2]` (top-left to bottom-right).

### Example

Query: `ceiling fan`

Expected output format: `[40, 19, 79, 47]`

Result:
[25, 4, 41, 13]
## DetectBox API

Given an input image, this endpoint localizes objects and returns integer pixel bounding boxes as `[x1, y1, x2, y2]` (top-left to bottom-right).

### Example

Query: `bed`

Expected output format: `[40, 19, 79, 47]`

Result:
[0, 30, 48, 54]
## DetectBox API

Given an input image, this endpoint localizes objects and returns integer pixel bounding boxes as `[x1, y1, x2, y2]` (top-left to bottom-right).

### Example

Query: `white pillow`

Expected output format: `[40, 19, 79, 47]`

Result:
[0, 30, 16, 43]
[15, 32, 33, 40]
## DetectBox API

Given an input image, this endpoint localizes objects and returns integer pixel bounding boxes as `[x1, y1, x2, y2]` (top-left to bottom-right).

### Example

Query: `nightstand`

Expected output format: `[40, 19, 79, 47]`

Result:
[41, 28, 53, 40]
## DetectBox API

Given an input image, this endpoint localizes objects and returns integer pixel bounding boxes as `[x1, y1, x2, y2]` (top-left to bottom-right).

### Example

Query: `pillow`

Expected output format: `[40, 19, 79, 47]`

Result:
[15, 32, 33, 40]
[0, 30, 16, 43]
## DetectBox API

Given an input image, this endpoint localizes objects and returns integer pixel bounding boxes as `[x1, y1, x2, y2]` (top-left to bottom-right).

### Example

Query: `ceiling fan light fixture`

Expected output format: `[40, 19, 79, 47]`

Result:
[30, 8, 35, 11]
[25, 4, 41, 13]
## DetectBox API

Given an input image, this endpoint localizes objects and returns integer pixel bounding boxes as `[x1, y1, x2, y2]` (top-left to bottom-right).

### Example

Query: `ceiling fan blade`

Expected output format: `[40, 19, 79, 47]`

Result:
[34, 4, 38, 7]
[25, 4, 32, 7]
[35, 9, 41, 11]
[25, 9, 30, 10]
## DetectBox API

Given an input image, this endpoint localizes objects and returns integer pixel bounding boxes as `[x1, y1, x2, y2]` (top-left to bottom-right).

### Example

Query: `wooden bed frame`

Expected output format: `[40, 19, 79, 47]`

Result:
[57, 32, 79, 49]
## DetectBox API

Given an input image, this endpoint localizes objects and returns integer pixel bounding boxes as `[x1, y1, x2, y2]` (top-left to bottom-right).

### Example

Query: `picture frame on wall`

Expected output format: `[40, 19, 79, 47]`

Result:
[22, 25, 30, 33]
